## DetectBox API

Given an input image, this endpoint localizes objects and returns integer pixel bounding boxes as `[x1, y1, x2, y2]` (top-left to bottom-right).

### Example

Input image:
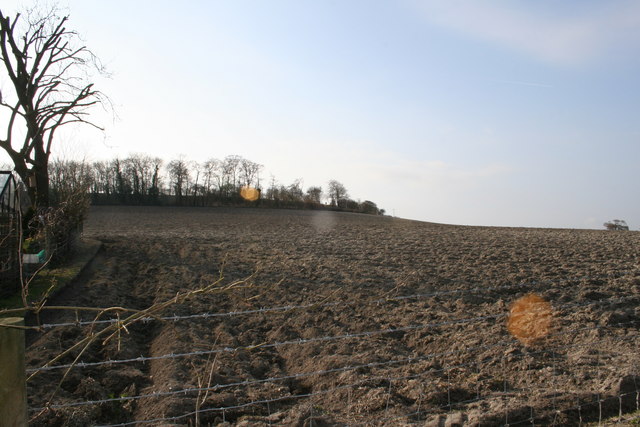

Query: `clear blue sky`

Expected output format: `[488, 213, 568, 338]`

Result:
[2, 1, 639, 228]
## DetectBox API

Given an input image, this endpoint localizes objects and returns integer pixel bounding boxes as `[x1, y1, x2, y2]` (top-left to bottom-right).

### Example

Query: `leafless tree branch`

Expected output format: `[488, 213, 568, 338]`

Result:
[0, 5, 109, 207]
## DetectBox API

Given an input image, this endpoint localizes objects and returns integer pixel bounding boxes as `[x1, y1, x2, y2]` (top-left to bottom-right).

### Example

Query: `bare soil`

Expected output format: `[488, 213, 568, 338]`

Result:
[26, 206, 640, 426]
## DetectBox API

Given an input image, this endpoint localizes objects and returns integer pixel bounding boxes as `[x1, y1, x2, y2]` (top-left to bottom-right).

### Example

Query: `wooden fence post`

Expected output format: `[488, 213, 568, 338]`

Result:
[0, 317, 27, 426]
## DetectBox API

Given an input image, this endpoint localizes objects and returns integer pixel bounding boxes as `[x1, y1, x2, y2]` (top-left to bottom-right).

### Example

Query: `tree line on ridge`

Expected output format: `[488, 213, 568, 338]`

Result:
[45, 154, 385, 215]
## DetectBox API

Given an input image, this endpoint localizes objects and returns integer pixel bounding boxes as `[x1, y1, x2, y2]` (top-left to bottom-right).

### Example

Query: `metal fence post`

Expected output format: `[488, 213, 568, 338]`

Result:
[0, 317, 27, 426]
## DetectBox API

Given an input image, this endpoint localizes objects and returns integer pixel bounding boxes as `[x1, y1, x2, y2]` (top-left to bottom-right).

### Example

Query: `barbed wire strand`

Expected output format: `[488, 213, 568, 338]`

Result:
[30, 269, 637, 329]
[28, 293, 637, 374]
[33, 344, 493, 411]
[29, 312, 502, 373]
[94, 360, 499, 427]
[32, 280, 531, 328]
[93, 350, 640, 427]
[31, 318, 640, 414]
[24, 270, 640, 425]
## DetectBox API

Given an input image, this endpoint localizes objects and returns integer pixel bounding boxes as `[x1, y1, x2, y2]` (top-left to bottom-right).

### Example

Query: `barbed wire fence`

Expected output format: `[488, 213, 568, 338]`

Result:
[17, 268, 640, 426]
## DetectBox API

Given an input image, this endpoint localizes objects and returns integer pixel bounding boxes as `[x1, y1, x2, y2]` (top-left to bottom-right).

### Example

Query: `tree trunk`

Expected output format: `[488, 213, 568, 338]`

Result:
[33, 147, 50, 208]
[33, 164, 50, 208]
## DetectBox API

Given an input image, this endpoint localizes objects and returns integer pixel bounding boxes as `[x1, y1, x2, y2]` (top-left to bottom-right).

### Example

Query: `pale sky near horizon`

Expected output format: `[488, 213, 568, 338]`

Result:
[1, 1, 639, 229]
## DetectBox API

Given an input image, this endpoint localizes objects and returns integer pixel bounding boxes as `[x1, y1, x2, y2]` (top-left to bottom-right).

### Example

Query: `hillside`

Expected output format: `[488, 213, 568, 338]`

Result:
[25, 206, 640, 425]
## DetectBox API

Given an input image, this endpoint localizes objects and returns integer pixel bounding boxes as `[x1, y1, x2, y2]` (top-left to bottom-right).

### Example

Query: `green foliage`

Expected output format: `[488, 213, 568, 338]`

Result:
[0, 239, 98, 313]
[22, 237, 41, 254]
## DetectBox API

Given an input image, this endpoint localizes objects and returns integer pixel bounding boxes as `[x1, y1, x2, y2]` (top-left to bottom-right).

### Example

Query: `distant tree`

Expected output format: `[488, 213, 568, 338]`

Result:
[147, 157, 163, 201]
[189, 160, 202, 204]
[359, 200, 380, 215]
[167, 157, 190, 201]
[239, 158, 263, 189]
[113, 158, 132, 202]
[0, 6, 106, 208]
[68, 152, 387, 212]
[327, 180, 348, 207]
[221, 155, 242, 196]
[604, 219, 629, 231]
[342, 198, 359, 211]
[287, 179, 304, 202]
[202, 158, 220, 197]
[265, 175, 279, 202]
[90, 160, 113, 196]
[305, 186, 323, 205]
[123, 154, 159, 201]
[49, 159, 92, 205]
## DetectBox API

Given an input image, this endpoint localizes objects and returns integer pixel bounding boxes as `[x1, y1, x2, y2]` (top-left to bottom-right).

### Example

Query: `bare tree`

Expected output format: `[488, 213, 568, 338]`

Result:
[327, 179, 348, 207]
[48, 158, 92, 204]
[90, 160, 113, 196]
[240, 158, 262, 188]
[201, 158, 220, 196]
[287, 178, 304, 202]
[0, 6, 107, 207]
[125, 154, 150, 199]
[305, 186, 323, 205]
[221, 155, 242, 196]
[190, 160, 202, 204]
[167, 157, 190, 201]
[239, 158, 262, 189]
[148, 156, 163, 201]
[123, 157, 141, 199]
[264, 175, 279, 202]
[604, 219, 629, 231]
[112, 158, 132, 201]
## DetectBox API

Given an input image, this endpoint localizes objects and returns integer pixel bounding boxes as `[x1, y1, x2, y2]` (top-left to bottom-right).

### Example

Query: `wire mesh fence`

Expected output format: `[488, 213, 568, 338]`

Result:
[24, 269, 640, 426]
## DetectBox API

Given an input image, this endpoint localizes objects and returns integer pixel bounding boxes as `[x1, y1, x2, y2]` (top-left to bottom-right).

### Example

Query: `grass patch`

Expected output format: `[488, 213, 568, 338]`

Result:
[0, 239, 101, 316]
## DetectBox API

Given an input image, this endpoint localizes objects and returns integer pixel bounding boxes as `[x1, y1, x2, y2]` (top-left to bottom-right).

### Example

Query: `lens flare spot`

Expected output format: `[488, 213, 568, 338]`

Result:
[507, 293, 552, 346]
[240, 186, 260, 202]
[311, 211, 337, 233]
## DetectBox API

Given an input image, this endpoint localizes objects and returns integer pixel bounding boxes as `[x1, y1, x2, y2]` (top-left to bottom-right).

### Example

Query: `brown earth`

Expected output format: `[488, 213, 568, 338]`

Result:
[25, 206, 640, 426]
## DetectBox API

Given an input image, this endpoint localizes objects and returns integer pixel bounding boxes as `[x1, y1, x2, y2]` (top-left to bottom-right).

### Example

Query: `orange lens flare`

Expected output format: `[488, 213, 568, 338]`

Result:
[240, 186, 260, 202]
[507, 293, 552, 346]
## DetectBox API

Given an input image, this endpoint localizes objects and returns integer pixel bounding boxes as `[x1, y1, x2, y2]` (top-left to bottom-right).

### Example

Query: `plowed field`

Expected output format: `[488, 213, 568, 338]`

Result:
[27, 206, 640, 426]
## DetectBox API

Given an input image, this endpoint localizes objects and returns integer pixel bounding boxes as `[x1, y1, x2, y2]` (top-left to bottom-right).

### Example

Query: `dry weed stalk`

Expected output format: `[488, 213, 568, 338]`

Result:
[191, 332, 222, 427]
[1, 206, 275, 424]
[0, 220, 15, 279]
[17, 215, 55, 310]
[24, 269, 258, 422]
